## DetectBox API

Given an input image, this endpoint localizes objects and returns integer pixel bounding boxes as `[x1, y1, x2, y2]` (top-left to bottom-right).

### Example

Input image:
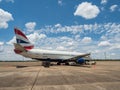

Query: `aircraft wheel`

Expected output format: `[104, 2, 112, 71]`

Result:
[57, 62, 61, 65]
[65, 62, 69, 65]
[43, 61, 50, 68]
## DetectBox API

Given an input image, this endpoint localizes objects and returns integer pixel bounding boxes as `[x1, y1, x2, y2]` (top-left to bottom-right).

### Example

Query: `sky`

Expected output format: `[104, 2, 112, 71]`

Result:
[0, 0, 120, 60]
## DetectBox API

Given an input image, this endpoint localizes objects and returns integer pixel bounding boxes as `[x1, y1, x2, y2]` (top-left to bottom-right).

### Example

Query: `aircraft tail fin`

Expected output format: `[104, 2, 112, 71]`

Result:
[14, 28, 34, 50]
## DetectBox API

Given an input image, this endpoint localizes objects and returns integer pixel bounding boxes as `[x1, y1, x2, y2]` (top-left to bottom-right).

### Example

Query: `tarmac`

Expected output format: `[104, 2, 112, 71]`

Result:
[0, 61, 120, 90]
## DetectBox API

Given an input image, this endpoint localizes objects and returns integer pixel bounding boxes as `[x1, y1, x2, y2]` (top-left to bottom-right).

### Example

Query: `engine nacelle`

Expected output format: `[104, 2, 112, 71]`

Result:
[77, 58, 85, 64]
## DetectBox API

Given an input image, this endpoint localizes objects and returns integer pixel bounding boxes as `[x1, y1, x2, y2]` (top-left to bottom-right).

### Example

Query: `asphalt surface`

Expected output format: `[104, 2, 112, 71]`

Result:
[0, 61, 120, 90]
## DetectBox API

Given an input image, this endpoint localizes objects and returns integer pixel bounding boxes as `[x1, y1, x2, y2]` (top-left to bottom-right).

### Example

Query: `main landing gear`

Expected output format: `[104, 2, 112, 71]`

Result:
[42, 60, 50, 68]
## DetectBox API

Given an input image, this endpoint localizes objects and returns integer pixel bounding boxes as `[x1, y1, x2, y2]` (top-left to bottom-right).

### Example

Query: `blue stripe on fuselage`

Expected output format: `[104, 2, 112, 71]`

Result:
[17, 39, 29, 44]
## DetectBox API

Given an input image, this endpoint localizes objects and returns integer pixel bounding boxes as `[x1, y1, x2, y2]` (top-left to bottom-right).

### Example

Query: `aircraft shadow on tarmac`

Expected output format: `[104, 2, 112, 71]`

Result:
[16, 66, 28, 68]
[15, 65, 41, 68]
[15, 64, 92, 68]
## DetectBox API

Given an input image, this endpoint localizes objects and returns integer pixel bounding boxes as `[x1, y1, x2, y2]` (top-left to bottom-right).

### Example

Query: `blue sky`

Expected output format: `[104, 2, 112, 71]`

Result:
[0, 0, 120, 60]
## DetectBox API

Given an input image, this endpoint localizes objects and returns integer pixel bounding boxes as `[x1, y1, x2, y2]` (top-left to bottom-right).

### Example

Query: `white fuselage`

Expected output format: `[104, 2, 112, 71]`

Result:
[20, 49, 83, 60]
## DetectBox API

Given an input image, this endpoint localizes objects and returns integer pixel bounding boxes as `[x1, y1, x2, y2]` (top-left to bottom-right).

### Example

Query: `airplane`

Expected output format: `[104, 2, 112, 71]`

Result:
[13, 28, 91, 67]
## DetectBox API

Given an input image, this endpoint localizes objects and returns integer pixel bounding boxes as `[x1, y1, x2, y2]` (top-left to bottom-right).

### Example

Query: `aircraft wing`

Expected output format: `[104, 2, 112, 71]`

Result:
[68, 53, 91, 61]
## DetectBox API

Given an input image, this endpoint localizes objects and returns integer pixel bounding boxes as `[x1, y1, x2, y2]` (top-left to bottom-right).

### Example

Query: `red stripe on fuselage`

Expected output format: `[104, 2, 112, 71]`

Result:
[14, 28, 28, 40]
[24, 45, 34, 50]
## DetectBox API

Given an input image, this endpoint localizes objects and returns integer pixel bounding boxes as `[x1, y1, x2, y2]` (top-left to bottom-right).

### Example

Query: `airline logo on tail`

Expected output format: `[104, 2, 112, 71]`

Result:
[14, 28, 34, 50]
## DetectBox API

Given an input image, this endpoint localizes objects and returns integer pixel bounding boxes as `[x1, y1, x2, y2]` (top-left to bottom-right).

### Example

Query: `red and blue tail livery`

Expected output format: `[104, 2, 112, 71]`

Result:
[14, 28, 34, 50]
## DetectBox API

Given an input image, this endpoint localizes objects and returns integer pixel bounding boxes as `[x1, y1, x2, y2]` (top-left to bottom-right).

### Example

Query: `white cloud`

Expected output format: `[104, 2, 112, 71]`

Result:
[5, 0, 14, 3]
[98, 41, 111, 47]
[100, 35, 107, 40]
[0, 8, 13, 29]
[27, 32, 47, 44]
[110, 43, 120, 50]
[110, 5, 118, 12]
[6, 36, 16, 45]
[75, 35, 80, 40]
[101, 0, 107, 5]
[81, 37, 92, 43]
[0, 41, 4, 45]
[101, 7, 105, 11]
[56, 46, 66, 51]
[25, 22, 36, 32]
[36, 36, 76, 51]
[0, 45, 31, 61]
[0, 42, 4, 52]
[54, 23, 62, 28]
[74, 2, 100, 19]
[0, 0, 14, 3]
[41, 23, 104, 35]
[58, 0, 63, 6]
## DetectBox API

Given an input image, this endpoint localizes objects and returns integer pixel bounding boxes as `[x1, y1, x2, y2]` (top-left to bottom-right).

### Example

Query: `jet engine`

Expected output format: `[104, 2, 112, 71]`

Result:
[77, 58, 85, 64]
